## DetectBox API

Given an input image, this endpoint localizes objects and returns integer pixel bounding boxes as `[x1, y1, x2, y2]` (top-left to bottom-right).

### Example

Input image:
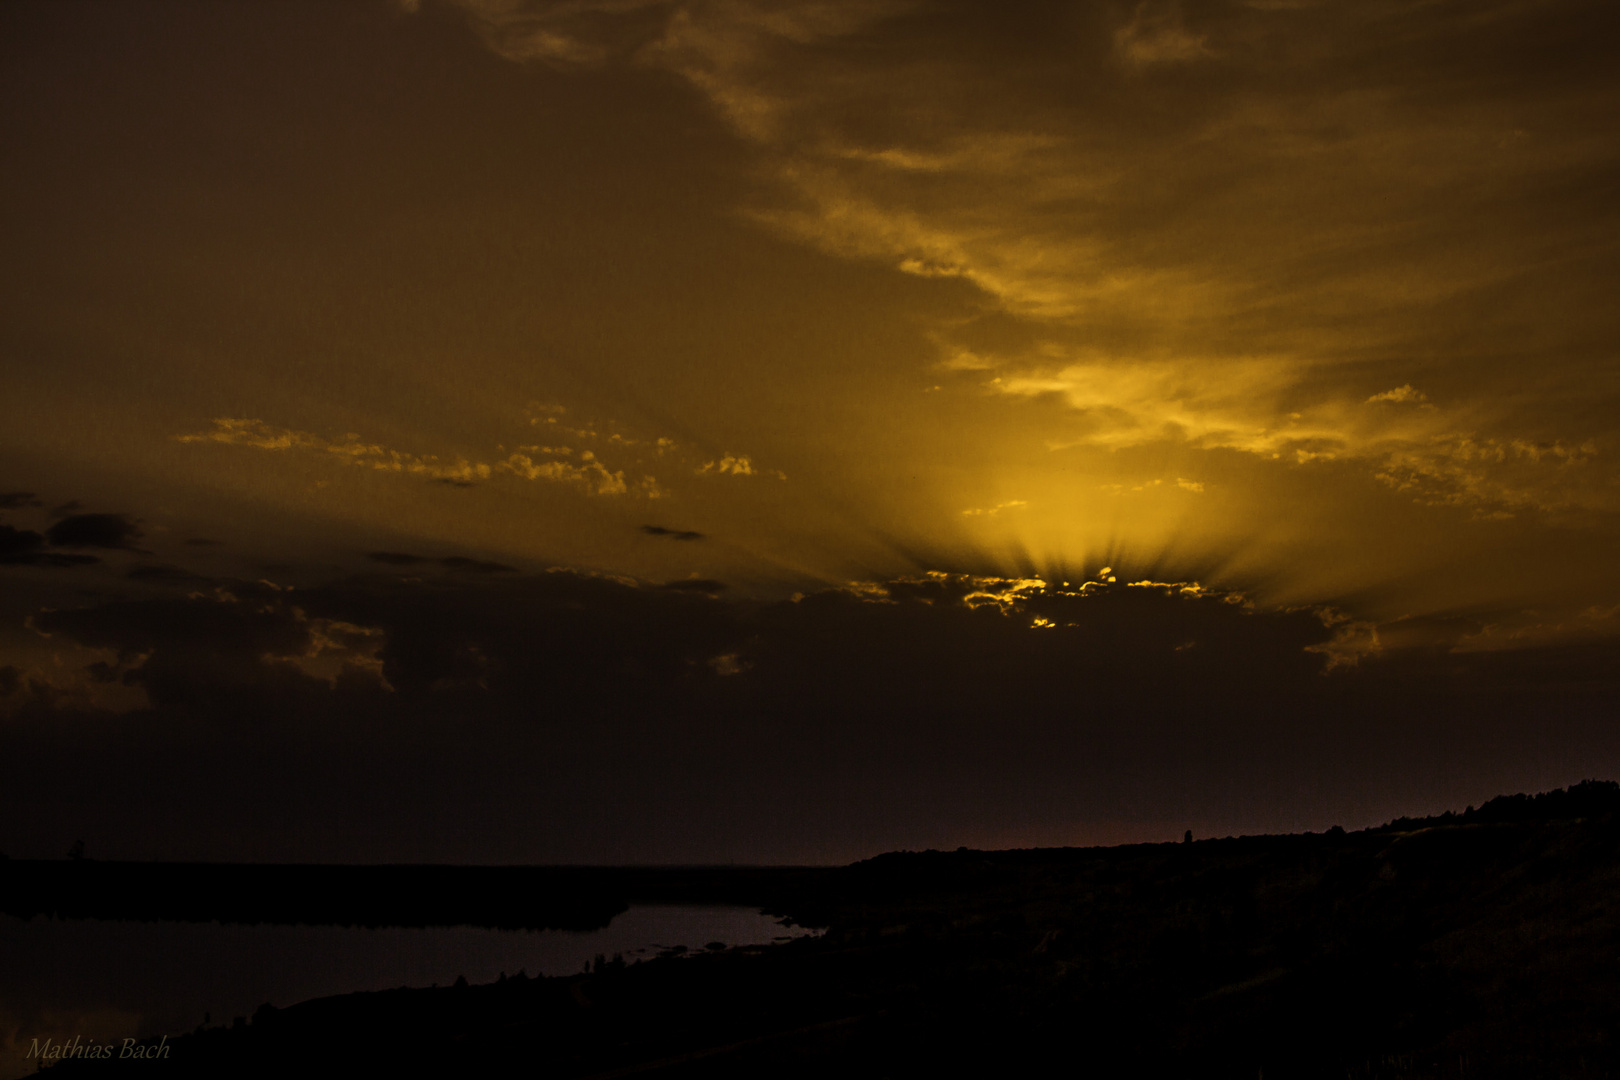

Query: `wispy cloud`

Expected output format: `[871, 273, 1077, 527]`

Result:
[178, 418, 493, 485]
[428, 0, 1620, 581]
[988, 356, 1606, 517]
[1114, 2, 1212, 66]
[961, 500, 1028, 517]
[177, 418, 664, 497]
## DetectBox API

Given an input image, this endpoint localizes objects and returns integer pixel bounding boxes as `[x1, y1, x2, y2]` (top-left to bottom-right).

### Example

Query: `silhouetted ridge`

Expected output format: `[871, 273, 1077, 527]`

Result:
[1382, 779, 1620, 830]
[1466, 778, 1620, 822]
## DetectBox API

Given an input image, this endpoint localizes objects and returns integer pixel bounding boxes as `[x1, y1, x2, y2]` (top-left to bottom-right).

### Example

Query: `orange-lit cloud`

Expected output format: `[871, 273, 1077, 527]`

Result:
[1114, 2, 1212, 66]
[417, 0, 1620, 558]
[177, 419, 663, 497]
[6, 0, 1620, 675]
[961, 500, 1028, 518]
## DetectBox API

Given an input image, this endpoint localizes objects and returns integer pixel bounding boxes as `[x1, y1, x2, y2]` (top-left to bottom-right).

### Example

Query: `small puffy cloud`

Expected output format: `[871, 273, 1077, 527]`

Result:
[698, 454, 755, 477]
[697, 454, 783, 480]
[961, 500, 1028, 517]
[1305, 620, 1382, 670]
[1176, 478, 1205, 493]
[707, 652, 747, 676]
[502, 451, 631, 495]
[1367, 385, 1430, 405]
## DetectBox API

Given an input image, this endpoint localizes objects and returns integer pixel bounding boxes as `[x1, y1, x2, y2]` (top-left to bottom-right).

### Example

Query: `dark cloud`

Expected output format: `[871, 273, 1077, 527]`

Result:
[6, 558, 1618, 862]
[0, 666, 18, 697]
[641, 526, 706, 541]
[0, 493, 42, 510]
[29, 585, 317, 711]
[126, 564, 205, 583]
[294, 570, 736, 703]
[661, 578, 727, 593]
[46, 513, 143, 550]
[184, 537, 225, 547]
[0, 526, 44, 557]
[5, 555, 102, 568]
[0, 525, 99, 567]
[438, 556, 516, 574]
[368, 552, 429, 566]
[0, 554, 101, 568]
[367, 552, 516, 573]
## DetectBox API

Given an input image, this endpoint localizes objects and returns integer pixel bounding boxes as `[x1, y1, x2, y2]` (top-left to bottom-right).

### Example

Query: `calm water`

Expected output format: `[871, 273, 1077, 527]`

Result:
[0, 906, 816, 1077]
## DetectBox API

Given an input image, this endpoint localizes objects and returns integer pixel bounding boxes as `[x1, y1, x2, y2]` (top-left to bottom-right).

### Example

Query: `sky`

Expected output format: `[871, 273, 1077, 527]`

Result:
[2, 0, 1618, 863]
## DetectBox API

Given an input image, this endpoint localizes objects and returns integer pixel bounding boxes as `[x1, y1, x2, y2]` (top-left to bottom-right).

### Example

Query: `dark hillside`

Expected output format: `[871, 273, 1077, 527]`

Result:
[37, 782, 1620, 1078]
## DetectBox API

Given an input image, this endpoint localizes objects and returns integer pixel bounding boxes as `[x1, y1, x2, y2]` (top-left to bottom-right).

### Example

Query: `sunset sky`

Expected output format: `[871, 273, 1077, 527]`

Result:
[3, 0, 1618, 863]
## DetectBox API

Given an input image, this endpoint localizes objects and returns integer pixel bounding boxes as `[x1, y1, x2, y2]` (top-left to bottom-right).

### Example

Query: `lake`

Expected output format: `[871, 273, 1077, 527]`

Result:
[0, 905, 816, 1078]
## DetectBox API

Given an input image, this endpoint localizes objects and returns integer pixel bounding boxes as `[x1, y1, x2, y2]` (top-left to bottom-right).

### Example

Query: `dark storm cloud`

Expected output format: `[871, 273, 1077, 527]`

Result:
[29, 583, 316, 709]
[641, 525, 706, 541]
[184, 537, 225, 547]
[0, 524, 99, 567]
[295, 569, 737, 703]
[126, 563, 205, 583]
[368, 551, 429, 565]
[0, 493, 43, 510]
[46, 513, 143, 550]
[0, 526, 44, 557]
[27, 568, 1328, 718]
[0, 554, 102, 568]
[0, 666, 18, 697]
[439, 556, 516, 574]
[7, 551, 1616, 862]
[10, 562, 1341, 758]
[367, 552, 516, 573]
[660, 578, 726, 593]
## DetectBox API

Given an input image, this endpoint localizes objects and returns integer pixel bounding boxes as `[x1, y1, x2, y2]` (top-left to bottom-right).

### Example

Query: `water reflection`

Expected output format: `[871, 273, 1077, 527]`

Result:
[0, 906, 815, 1078]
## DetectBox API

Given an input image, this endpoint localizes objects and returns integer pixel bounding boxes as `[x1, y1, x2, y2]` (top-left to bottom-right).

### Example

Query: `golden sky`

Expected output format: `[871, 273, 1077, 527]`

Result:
[2, 0, 1619, 861]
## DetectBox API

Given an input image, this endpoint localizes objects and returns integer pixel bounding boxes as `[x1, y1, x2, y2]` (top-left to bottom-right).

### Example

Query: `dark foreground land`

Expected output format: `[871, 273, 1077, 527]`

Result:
[19, 782, 1620, 1078]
